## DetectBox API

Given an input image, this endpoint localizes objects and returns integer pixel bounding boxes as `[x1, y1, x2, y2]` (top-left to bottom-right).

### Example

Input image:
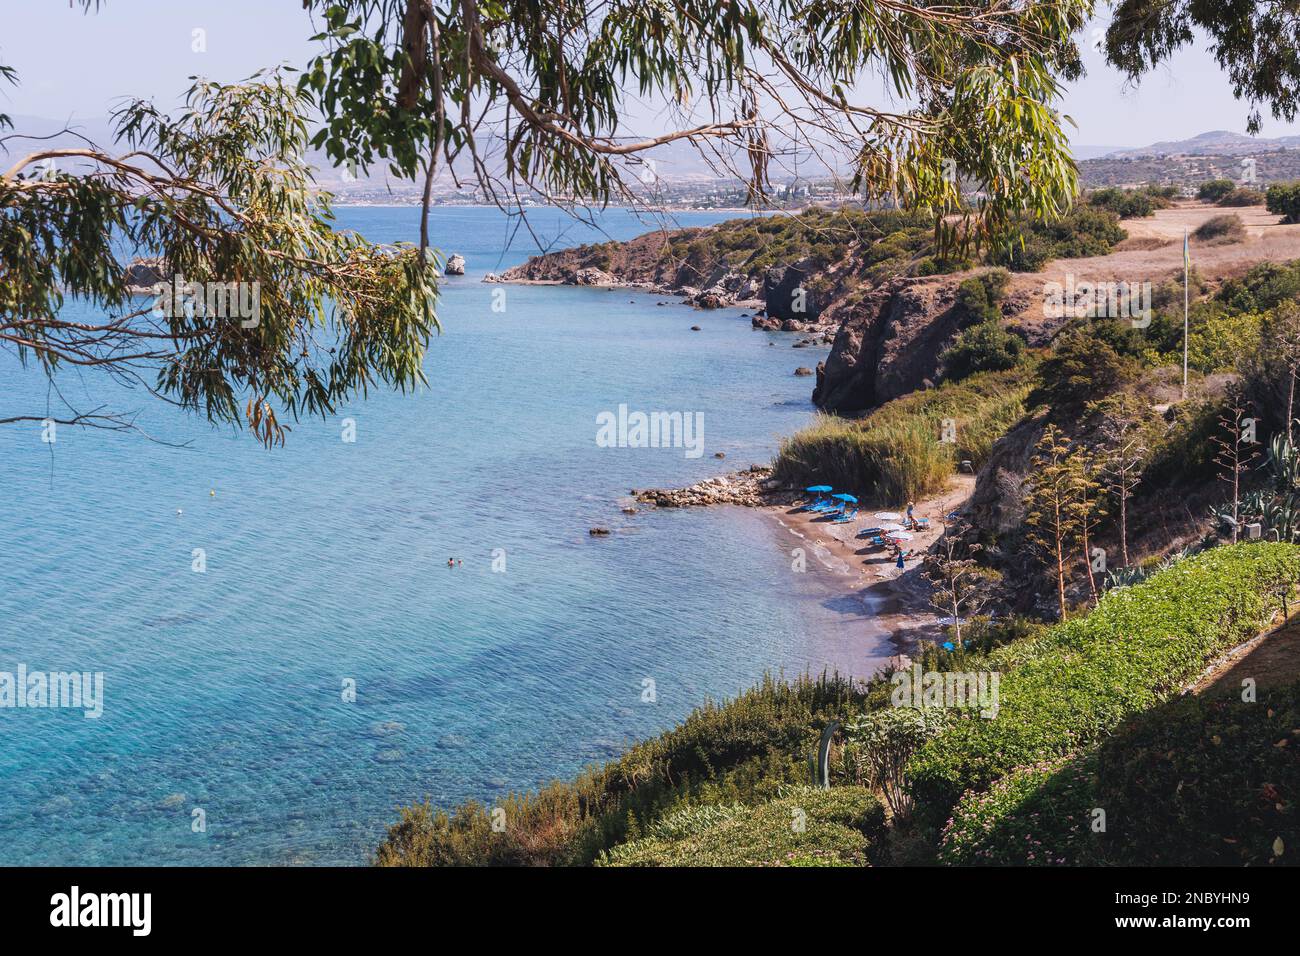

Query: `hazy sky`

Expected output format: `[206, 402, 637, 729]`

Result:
[2, 1, 1295, 150]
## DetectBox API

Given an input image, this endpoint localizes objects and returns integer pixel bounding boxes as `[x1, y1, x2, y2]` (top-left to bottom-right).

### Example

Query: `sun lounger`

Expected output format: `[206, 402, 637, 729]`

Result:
[833, 508, 857, 524]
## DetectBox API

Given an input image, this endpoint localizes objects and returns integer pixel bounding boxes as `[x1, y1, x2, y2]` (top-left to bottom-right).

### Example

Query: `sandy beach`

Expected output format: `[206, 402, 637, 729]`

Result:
[762, 474, 977, 663]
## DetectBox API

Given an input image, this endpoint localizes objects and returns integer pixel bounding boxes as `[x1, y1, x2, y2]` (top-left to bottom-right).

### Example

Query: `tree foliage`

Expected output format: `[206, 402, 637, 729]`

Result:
[300, 0, 1090, 250]
[2, 71, 436, 445]
[1105, 0, 1300, 134]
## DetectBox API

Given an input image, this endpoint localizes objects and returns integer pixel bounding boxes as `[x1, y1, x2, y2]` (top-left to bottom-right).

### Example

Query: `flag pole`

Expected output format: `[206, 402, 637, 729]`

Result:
[1182, 228, 1189, 401]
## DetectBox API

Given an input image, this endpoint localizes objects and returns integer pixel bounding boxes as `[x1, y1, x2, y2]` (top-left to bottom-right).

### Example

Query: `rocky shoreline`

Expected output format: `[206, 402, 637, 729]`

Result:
[631, 466, 799, 508]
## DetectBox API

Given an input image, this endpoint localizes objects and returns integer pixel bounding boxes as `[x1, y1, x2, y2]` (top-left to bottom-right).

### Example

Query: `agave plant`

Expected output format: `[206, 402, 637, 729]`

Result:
[1264, 434, 1300, 492]
[1104, 545, 1198, 591]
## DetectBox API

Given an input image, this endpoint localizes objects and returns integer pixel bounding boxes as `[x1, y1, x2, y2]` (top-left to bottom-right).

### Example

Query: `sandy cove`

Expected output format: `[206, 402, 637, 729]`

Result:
[633, 470, 977, 662]
[767, 476, 976, 657]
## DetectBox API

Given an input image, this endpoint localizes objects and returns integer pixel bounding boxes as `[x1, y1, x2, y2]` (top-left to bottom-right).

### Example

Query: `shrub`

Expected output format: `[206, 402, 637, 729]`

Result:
[1198, 179, 1236, 202]
[941, 320, 1026, 382]
[986, 205, 1126, 272]
[1216, 259, 1300, 313]
[939, 680, 1300, 866]
[1087, 187, 1154, 218]
[1028, 326, 1138, 413]
[1218, 187, 1265, 207]
[905, 542, 1300, 828]
[1267, 182, 1300, 224]
[598, 786, 886, 867]
[1193, 213, 1246, 244]
[844, 708, 950, 820]
[773, 367, 1032, 502]
[938, 756, 1097, 865]
[955, 269, 1011, 323]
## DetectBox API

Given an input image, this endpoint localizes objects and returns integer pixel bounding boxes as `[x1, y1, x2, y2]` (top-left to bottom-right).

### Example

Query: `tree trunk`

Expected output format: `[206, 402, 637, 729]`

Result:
[951, 589, 961, 646]
[1081, 522, 1098, 606]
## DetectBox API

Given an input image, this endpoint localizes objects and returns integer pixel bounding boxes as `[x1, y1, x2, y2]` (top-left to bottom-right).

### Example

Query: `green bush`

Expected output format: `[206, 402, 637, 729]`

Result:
[598, 786, 886, 867]
[843, 708, 950, 819]
[1087, 187, 1154, 218]
[987, 204, 1126, 272]
[1198, 179, 1236, 203]
[938, 756, 1097, 865]
[941, 320, 1026, 382]
[955, 269, 1011, 319]
[773, 366, 1032, 502]
[1028, 326, 1138, 413]
[1267, 182, 1300, 224]
[1216, 260, 1300, 313]
[939, 680, 1300, 866]
[905, 542, 1300, 829]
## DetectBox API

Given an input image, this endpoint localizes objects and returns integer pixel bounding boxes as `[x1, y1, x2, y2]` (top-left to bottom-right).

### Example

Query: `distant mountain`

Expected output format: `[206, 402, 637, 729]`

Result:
[1103, 130, 1300, 159]
[1070, 144, 1123, 161]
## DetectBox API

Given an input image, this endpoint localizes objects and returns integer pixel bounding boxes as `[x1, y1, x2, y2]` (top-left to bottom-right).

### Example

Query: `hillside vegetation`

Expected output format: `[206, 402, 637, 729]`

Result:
[375, 544, 1300, 867]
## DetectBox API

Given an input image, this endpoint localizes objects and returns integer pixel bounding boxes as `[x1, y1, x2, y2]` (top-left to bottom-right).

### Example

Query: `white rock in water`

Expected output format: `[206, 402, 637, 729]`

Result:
[445, 253, 466, 275]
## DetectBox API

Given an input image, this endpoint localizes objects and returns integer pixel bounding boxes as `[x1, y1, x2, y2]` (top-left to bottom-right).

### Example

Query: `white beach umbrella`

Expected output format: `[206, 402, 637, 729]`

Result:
[887, 531, 915, 541]
[873, 511, 902, 520]
[878, 523, 906, 532]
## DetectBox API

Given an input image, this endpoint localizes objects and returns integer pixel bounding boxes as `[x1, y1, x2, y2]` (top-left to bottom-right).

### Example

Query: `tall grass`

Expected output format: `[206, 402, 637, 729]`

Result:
[773, 367, 1033, 503]
[374, 673, 871, 866]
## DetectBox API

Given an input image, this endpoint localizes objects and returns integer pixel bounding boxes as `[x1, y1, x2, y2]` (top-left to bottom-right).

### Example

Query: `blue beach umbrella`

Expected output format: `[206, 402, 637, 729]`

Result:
[832, 493, 858, 503]
[806, 485, 832, 493]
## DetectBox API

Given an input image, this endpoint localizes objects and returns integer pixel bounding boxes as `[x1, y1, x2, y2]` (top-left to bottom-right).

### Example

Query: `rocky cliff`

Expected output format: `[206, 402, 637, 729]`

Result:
[812, 276, 1034, 415]
[493, 227, 770, 309]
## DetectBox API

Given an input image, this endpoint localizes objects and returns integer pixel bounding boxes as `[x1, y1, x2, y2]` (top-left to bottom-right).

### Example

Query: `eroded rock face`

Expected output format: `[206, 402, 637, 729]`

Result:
[967, 417, 1042, 536]
[124, 257, 168, 292]
[574, 266, 616, 286]
[813, 278, 965, 414]
[445, 254, 466, 275]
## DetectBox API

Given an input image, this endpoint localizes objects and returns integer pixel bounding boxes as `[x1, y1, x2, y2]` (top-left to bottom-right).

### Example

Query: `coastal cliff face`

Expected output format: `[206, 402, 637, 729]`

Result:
[812, 277, 1034, 415]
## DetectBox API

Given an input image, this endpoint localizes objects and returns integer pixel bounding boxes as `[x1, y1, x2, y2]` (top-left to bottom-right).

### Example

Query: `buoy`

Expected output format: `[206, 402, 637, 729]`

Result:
[176, 508, 183, 516]
[210, 490, 215, 497]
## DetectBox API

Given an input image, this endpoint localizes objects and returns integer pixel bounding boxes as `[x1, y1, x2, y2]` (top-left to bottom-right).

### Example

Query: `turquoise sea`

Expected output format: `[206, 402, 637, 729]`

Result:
[0, 206, 890, 865]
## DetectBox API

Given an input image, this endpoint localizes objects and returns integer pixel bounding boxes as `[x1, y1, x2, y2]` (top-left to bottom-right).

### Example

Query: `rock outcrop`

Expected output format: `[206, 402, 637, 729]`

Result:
[812, 275, 1034, 415]
[124, 257, 168, 293]
[633, 467, 794, 508]
[445, 253, 466, 275]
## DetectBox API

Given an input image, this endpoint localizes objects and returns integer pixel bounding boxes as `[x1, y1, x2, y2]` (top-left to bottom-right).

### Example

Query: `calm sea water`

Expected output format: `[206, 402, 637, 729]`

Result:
[0, 206, 885, 865]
